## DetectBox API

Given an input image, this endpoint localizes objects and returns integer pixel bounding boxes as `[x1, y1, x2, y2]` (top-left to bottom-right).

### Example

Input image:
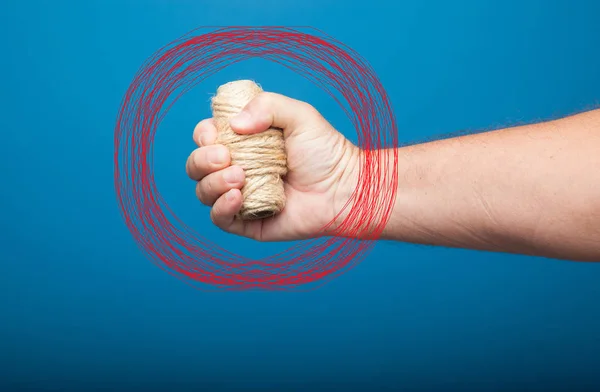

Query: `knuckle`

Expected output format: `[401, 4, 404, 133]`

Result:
[190, 149, 203, 171]
[193, 121, 206, 142]
[209, 205, 226, 230]
[193, 125, 201, 141]
[256, 91, 274, 103]
[209, 207, 218, 225]
[253, 92, 275, 110]
[195, 182, 204, 203]
[301, 101, 319, 117]
[196, 180, 210, 204]
[185, 155, 193, 178]
[205, 176, 215, 196]
[196, 149, 214, 175]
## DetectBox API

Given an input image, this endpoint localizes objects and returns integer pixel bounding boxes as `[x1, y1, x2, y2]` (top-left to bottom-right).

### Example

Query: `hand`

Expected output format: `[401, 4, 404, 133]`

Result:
[186, 92, 360, 241]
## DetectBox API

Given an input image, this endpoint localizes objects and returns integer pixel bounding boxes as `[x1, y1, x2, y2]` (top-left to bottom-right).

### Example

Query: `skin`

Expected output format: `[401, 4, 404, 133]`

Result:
[186, 93, 600, 262]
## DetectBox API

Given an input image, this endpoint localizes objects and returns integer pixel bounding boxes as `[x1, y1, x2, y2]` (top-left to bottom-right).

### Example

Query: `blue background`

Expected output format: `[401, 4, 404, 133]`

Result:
[1, 0, 600, 390]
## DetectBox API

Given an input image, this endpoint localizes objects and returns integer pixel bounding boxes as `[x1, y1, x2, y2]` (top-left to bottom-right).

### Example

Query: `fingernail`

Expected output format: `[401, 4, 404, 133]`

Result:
[230, 110, 251, 129]
[223, 167, 243, 184]
[208, 148, 227, 164]
[225, 189, 235, 201]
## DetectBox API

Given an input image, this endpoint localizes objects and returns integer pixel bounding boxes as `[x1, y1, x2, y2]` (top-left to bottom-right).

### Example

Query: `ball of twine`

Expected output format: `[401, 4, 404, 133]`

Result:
[211, 80, 288, 220]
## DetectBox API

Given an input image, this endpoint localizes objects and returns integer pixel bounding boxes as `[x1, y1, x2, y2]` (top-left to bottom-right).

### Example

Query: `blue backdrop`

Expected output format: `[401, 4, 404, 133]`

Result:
[2, 1, 600, 391]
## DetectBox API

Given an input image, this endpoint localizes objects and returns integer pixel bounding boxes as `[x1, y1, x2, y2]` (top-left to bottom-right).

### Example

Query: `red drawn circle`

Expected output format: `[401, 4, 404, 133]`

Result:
[114, 27, 398, 290]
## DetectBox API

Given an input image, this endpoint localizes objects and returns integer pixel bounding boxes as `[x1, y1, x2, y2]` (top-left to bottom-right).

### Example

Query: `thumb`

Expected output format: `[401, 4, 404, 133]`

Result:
[229, 92, 317, 136]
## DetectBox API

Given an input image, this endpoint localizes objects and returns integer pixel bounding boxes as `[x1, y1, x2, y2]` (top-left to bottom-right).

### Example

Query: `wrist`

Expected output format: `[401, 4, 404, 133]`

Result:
[326, 139, 362, 238]
[328, 144, 400, 240]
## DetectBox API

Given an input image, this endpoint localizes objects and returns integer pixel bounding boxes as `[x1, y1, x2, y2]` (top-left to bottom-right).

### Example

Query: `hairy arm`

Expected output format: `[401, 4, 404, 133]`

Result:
[374, 109, 600, 261]
[190, 90, 600, 260]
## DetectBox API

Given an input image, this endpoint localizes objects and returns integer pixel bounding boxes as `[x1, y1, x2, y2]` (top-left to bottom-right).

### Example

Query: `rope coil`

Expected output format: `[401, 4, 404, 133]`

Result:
[211, 80, 288, 220]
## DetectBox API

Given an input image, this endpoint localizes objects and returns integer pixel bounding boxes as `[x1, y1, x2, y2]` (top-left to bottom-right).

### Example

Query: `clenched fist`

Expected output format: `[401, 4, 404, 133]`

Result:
[186, 92, 360, 241]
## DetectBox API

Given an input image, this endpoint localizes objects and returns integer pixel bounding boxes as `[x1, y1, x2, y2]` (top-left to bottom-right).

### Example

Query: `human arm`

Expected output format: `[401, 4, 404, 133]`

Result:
[186, 92, 600, 261]
[379, 108, 600, 261]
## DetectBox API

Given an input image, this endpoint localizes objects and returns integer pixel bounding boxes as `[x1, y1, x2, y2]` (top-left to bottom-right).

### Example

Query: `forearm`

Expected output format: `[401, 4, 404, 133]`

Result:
[378, 109, 600, 261]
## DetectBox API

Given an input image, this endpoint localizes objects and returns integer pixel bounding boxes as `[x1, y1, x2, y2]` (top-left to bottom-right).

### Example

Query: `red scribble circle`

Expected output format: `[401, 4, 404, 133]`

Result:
[114, 26, 398, 290]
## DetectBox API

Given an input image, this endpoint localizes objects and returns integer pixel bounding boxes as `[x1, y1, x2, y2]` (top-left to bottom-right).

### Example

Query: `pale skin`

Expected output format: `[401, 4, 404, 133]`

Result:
[186, 92, 600, 262]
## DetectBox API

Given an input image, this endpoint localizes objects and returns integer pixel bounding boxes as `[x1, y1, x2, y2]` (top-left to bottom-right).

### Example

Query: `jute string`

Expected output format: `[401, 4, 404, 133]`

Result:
[211, 80, 288, 220]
